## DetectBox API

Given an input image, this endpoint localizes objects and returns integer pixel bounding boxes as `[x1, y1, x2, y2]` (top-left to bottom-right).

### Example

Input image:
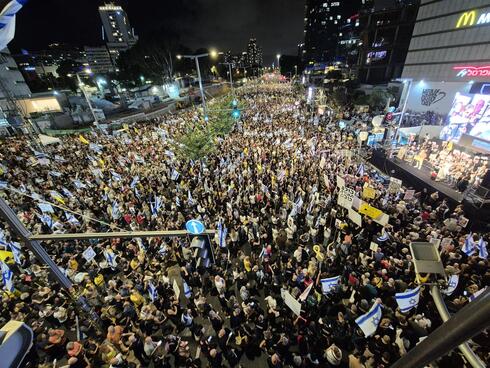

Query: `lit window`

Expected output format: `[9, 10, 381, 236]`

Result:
[329, 16, 333, 20]
[334, 20, 338, 24]
[339, 32, 343, 36]
[321, 21, 326, 25]
[323, 2, 328, 6]
[347, 19, 351, 23]
[337, 15, 341, 19]
[331, 1, 340, 5]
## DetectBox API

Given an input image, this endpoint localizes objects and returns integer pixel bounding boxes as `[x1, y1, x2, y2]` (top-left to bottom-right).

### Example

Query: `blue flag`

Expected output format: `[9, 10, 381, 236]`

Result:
[7, 241, 21, 264]
[320, 276, 340, 295]
[150, 196, 162, 216]
[148, 281, 158, 302]
[442, 274, 459, 296]
[356, 163, 365, 177]
[218, 221, 228, 248]
[355, 302, 382, 337]
[477, 238, 488, 260]
[103, 250, 117, 269]
[462, 233, 476, 256]
[183, 280, 192, 298]
[1, 261, 14, 292]
[395, 286, 421, 313]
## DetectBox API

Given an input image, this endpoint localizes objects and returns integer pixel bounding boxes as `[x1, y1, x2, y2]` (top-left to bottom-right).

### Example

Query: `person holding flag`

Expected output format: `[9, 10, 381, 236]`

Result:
[355, 301, 382, 337]
[395, 286, 421, 313]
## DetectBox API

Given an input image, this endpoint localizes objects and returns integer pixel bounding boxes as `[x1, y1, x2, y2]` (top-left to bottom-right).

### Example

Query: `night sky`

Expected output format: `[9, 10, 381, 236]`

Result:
[12, 0, 305, 63]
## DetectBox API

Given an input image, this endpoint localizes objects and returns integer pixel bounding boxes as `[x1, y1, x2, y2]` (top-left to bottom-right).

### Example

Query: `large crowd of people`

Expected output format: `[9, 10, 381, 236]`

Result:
[0, 81, 488, 368]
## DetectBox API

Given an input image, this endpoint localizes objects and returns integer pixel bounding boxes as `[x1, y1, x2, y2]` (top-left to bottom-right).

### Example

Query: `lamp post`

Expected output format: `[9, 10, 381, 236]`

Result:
[221, 62, 235, 98]
[76, 68, 98, 125]
[177, 50, 220, 119]
[276, 54, 281, 73]
[394, 78, 413, 144]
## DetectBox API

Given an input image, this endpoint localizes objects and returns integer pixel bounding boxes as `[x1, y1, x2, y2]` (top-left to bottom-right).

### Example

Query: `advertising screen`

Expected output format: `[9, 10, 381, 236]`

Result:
[440, 92, 490, 142]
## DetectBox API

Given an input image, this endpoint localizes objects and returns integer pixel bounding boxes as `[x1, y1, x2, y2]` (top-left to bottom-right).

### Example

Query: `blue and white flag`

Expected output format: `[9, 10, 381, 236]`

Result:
[0, 0, 28, 51]
[355, 302, 382, 337]
[356, 163, 365, 177]
[72, 179, 87, 189]
[134, 187, 141, 199]
[188, 189, 194, 206]
[1, 261, 14, 292]
[462, 233, 476, 256]
[442, 274, 459, 296]
[38, 213, 53, 228]
[103, 250, 117, 269]
[320, 276, 340, 295]
[477, 238, 488, 260]
[171, 168, 180, 181]
[218, 221, 228, 248]
[111, 171, 122, 182]
[89, 143, 103, 153]
[158, 244, 168, 256]
[134, 154, 145, 164]
[395, 286, 421, 313]
[377, 229, 390, 242]
[33, 150, 47, 159]
[135, 238, 146, 253]
[130, 176, 139, 189]
[61, 187, 73, 198]
[65, 211, 80, 226]
[0, 180, 7, 189]
[48, 171, 62, 178]
[7, 241, 21, 264]
[175, 196, 181, 207]
[150, 196, 162, 216]
[148, 281, 158, 302]
[469, 287, 487, 302]
[183, 280, 192, 298]
[111, 201, 121, 220]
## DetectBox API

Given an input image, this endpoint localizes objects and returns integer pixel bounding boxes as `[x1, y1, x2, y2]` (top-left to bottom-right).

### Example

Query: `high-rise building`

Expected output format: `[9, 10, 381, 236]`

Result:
[85, 46, 117, 74]
[246, 38, 262, 67]
[356, 0, 419, 84]
[303, 0, 363, 64]
[99, 2, 138, 59]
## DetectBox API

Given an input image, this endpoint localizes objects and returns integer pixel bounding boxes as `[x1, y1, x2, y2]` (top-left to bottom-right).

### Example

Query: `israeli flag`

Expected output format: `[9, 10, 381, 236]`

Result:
[395, 286, 421, 313]
[477, 238, 488, 260]
[0, 0, 28, 51]
[164, 149, 175, 159]
[148, 281, 158, 302]
[1, 261, 14, 292]
[33, 150, 47, 159]
[356, 163, 365, 177]
[18, 183, 26, 193]
[111, 171, 122, 182]
[462, 233, 476, 256]
[130, 176, 139, 189]
[218, 221, 228, 248]
[175, 196, 180, 207]
[171, 168, 180, 181]
[0, 180, 7, 189]
[320, 276, 340, 295]
[469, 287, 487, 302]
[135, 238, 146, 252]
[355, 302, 382, 337]
[134, 154, 145, 164]
[134, 187, 141, 199]
[183, 280, 192, 298]
[111, 201, 121, 220]
[61, 187, 73, 198]
[150, 196, 162, 216]
[38, 214, 53, 228]
[48, 171, 62, 178]
[159, 244, 168, 256]
[65, 212, 80, 226]
[89, 143, 103, 153]
[103, 250, 117, 269]
[72, 179, 87, 189]
[188, 189, 194, 206]
[442, 274, 459, 296]
[377, 229, 390, 242]
[7, 241, 21, 264]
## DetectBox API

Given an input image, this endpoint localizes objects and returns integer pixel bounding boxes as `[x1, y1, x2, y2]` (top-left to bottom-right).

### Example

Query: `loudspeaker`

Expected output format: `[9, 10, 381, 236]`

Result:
[475, 186, 490, 200]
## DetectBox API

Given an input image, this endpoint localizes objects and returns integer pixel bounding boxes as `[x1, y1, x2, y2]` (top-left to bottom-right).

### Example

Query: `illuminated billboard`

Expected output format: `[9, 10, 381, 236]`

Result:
[440, 92, 490, 142]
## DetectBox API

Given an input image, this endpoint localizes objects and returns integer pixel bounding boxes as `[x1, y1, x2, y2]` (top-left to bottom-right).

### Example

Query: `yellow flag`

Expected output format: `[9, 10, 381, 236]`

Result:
[79, 135, 90, 145]
[53, 195, 65, 205]
[99, 159, 105, 169]
[134, 127, 139, 134]
[0, 250, 14, 264]
[257, 164, 262, 173]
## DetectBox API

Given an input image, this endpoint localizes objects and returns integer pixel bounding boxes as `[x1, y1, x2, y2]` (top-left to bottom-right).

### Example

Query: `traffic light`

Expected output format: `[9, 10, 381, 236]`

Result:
[232, 107, 241, 120]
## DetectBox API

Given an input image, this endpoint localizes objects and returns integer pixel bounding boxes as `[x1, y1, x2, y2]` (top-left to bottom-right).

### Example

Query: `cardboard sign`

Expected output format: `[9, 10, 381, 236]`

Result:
[458, 217, 469, 228]
[336, 175, 345, 188]
[370, 242, 378, 252]
[441, 238, 453, 250]
[404, 190, 415, 201]
[356, 200, 389, 226]
[348, 209, 362, 227]
[388, 177, 402, 194]
[281, 289, 302, 316]
[362, 186, 376, 199]
[338, 187, 356, 209]
[173, 279, 181, 300]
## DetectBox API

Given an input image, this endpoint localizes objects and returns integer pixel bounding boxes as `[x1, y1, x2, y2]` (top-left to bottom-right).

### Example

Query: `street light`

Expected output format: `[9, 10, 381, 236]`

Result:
[176, 52, 220, 119]
[276, 54, 281, 72]
[221, 62, 236, 98]
[75, 68, 99, 125]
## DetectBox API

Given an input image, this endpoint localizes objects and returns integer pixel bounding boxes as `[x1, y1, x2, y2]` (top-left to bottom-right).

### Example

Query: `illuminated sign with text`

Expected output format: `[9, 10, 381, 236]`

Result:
[456, 10, 490, 28]
[454, 66, 490, 78]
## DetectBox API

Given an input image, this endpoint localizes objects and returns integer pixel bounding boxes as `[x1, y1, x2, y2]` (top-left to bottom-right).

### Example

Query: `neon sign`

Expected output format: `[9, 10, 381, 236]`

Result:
[453, 66, 490, 78]
[456, 10, 490, 28]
